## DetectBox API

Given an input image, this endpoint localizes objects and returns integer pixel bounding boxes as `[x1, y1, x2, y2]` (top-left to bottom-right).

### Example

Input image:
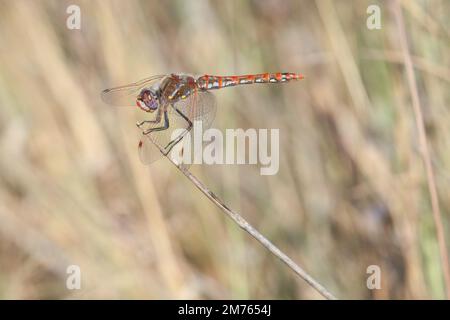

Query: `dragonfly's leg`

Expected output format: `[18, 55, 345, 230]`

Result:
[136, 107, 163, 128]
[174, 107, 193, 128]
[163, 107, 193, 154]
[137, 120, 155, 127]
[142, 110, 169, 135]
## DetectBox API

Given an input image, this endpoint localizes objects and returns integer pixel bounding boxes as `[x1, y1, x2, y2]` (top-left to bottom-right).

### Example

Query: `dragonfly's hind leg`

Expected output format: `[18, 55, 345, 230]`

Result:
[163, 107, 193, 154]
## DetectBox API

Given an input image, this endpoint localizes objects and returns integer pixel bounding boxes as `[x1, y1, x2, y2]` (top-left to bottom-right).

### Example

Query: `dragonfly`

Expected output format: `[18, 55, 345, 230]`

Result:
[101, 72, 304, 165]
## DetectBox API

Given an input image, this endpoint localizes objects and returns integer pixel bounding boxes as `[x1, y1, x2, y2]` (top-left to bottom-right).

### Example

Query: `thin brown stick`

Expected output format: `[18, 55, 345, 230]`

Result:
[393, 0, 450, 298]
[158, 153, 337, 300]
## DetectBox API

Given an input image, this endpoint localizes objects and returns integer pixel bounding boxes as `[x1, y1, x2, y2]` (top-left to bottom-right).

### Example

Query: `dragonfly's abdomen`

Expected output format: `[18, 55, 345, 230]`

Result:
[196, 73, 303, 90]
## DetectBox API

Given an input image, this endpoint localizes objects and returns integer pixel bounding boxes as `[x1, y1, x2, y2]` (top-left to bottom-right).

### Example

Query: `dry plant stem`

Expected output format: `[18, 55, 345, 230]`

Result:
[164, 158, 337, 300]
[393, 0, 450, 298]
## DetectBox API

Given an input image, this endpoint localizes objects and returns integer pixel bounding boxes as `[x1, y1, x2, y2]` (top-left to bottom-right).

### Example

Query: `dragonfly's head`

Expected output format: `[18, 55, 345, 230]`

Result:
[136, 89, 159, 112]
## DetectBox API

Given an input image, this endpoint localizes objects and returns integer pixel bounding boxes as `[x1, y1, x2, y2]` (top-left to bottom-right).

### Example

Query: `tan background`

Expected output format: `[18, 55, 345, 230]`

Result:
[0, 0, 449, 299]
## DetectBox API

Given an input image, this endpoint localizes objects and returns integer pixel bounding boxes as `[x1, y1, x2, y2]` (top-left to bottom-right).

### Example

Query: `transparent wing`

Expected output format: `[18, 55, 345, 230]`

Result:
[101, 75, 166, 106]
[174, 90, 217, 131]
[138, 90, 217, 166]
[138, 135, 164, 165]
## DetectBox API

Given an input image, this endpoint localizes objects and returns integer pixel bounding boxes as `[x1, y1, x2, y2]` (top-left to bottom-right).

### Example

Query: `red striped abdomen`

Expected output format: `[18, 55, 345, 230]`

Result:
[196, 72, 304, 90]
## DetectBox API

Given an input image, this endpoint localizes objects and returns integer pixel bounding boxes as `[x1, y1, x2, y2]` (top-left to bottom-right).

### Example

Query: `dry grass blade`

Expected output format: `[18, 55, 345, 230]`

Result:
[393, 0, 450, 298]
[151, 141, 337, 300]
[175, 160, 336, 300]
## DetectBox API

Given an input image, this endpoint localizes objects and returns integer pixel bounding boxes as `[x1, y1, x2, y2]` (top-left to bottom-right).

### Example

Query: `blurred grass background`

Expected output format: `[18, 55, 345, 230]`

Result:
[0, 0, 449, 299]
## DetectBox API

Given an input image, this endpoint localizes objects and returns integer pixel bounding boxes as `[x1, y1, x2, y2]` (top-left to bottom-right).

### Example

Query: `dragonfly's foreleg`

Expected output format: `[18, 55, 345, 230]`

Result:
[163, 106, 193, 154]
[136, 106, 164, 129]
[142, 110, 169, 135]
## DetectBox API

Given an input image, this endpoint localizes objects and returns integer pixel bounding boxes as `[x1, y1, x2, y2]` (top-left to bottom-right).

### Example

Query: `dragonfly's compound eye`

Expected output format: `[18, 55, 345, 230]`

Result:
[136, 89, 159, 112]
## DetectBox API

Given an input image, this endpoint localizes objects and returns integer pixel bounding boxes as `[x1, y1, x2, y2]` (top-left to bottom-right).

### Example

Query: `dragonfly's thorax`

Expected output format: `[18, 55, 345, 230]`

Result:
[158, 74, 198, 103]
